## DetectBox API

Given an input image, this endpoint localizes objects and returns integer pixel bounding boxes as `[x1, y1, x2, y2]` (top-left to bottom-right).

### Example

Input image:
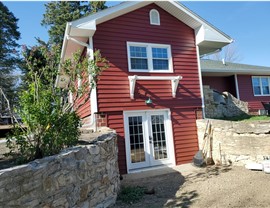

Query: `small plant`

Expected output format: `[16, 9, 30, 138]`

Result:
[118, 186, 146, 204]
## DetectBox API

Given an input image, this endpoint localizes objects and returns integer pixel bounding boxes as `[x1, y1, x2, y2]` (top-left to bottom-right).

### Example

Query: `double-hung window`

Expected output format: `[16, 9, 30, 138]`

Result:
[127, 42, 173, 73]
[252, 76, 270, 96]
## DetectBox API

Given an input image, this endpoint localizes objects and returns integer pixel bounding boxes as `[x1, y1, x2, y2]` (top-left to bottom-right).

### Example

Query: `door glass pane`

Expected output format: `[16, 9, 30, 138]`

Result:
[128, 116, 145, 163]
[151, 115, 167, 160]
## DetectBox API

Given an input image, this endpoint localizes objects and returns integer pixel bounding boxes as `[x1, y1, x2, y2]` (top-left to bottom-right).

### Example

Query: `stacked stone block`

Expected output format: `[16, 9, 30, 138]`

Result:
[0, 131, 120, 208]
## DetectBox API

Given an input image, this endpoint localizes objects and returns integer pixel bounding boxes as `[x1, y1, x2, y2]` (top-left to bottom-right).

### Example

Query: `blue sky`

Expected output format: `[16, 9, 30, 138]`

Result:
[3, 1, 270, 67]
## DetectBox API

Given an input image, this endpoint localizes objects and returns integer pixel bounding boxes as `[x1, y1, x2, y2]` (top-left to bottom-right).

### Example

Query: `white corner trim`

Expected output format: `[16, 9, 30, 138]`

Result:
[128, 75, 182, 99]
[88, 37, 98, 131]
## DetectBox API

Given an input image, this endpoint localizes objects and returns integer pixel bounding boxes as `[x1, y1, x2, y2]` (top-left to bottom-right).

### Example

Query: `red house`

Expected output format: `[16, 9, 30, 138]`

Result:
[201, 59, 270, 114]
[57, 2, 232, 174]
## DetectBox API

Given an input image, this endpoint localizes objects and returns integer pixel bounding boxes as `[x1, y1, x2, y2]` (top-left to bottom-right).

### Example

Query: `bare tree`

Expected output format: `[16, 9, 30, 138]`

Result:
[203, 43, 242, 63]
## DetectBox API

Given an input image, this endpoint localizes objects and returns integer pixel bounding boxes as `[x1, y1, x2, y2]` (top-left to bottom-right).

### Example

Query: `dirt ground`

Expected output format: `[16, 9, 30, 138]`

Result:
[113, 165, 270, 208]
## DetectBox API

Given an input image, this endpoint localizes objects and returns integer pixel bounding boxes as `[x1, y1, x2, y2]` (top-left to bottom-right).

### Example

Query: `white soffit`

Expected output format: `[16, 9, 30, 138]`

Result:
[64, 36, 88, 60]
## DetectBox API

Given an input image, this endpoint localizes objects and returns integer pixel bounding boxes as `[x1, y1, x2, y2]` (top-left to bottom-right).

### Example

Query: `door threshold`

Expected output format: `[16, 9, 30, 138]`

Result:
[124, 164, 176, 179]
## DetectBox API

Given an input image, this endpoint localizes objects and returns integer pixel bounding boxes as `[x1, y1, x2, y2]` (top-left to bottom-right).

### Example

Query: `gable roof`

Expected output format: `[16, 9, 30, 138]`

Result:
[61, 1, 233, 61]
[201, 59, 270, 76]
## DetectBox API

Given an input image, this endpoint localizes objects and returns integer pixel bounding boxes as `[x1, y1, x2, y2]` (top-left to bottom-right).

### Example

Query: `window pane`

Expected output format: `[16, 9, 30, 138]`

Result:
[153, 59, 169, 70]
[150, 10, 159, 25]
[130, 46, 147, 58]
[254, 86, 261, 95]
[252, 77, 261, 95]
[131, 58, 148, 70]
[152, 47, 168, 58]
[262, 78, 270, 95]
[252, 77, 260, 86]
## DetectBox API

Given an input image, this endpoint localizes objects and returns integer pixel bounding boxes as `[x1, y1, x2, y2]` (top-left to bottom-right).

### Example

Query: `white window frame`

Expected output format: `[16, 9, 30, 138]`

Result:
[127, 42, 173, 73]
[252, 76, 270, 96]
[149, 9, 160, 25]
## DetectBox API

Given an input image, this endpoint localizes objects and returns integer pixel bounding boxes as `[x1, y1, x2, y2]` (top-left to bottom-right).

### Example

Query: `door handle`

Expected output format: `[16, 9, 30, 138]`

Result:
[149, 136, 152, 144]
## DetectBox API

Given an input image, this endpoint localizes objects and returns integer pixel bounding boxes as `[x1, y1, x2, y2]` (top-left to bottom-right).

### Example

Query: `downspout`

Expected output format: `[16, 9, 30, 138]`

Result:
[234, 74, 240, 99]
[196, 45, 206, 118]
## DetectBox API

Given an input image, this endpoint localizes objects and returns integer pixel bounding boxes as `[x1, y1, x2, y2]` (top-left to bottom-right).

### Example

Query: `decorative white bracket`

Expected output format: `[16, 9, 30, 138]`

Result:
[128, 75, 182, 99]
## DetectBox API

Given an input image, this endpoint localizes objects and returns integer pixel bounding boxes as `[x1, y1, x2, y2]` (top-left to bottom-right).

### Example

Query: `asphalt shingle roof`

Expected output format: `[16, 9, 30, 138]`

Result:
[201, 59, 270, 74]
[201, 59, 270, 71]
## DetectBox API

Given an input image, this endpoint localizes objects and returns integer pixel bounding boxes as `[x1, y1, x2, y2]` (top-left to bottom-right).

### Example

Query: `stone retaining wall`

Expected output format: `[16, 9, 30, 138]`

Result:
[203, 85, 249, 118]
[0, 131, 120, 208]
[196, 119, 270, 166]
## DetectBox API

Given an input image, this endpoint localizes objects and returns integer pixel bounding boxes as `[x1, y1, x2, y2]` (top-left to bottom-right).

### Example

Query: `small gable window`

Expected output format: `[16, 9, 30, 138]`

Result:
[150, 9, 160, 25]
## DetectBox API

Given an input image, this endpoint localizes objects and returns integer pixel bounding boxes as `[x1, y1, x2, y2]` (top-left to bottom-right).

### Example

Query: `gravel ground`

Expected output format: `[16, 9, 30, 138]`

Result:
[113, 165, 270, 208]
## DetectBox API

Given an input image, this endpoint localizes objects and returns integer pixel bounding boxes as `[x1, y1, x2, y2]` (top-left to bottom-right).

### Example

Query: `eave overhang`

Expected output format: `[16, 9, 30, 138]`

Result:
[61, 1, 233, 62]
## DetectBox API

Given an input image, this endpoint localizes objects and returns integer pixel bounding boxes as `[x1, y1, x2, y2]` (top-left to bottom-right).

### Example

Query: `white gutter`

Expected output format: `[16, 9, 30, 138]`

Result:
[196, 45, 205, 118]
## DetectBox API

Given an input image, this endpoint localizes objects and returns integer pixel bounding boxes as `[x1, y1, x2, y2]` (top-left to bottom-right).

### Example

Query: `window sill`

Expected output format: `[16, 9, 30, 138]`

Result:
[129, 69, 173, 73]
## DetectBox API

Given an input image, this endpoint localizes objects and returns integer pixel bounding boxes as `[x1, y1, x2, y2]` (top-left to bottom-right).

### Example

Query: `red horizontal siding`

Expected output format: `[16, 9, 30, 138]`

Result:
[93, 4, 201, 173]
[107, 112, 127, 174]
[171, 109, 199, 165]
[74, 78, 91, 119]
[237, 75, 270, 110]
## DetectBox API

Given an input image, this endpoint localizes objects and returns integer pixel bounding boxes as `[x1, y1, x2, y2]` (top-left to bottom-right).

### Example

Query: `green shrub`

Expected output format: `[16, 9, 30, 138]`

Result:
[6, 81, 81, 163]
[118, 186, 146, 204]
[6, 42, 108, 164]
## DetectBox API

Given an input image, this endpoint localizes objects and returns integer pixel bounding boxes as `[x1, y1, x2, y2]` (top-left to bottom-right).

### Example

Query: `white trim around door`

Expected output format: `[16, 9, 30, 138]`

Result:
[124, 109, 175, 173]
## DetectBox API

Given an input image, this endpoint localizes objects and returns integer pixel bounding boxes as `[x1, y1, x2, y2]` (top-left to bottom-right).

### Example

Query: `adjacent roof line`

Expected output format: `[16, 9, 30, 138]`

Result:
[202, 59, 270, 69]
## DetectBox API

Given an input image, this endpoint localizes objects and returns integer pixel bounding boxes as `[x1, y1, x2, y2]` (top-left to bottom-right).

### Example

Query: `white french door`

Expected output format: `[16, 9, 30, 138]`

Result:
[124, 110, 175, 172]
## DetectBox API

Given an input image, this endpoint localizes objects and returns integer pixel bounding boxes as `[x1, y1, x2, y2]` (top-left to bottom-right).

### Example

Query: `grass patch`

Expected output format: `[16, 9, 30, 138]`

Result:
[215, 114, 270, 122]
[118, 186, 146, 204]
